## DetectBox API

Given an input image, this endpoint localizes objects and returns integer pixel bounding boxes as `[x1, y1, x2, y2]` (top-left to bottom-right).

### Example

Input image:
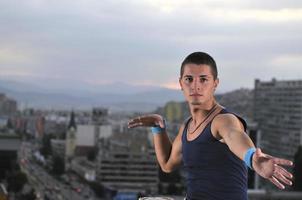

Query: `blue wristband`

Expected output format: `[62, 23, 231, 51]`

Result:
[151, 119, 166, 134]
[244, 147, 256, 170]
[151, 126, 165, 134]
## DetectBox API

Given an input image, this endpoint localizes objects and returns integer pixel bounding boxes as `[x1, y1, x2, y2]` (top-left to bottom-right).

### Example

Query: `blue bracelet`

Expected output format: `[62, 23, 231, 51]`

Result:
[151, 119, 166, 134]
[151, 126, 165, 134]
[244, 147, 256, 170]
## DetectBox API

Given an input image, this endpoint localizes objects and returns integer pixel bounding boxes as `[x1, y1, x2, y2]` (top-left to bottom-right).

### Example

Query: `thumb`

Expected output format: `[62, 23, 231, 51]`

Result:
[158, 118, 166, 128]
[256, 148, 262, 155]
[156, 115, 165, 128]
[254, 148, 263, 160]
[152, 114, 165, 128]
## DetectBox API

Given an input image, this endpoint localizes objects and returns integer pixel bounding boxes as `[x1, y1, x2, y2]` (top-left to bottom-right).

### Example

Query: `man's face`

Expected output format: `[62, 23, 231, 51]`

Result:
[179, 64, 219, 107]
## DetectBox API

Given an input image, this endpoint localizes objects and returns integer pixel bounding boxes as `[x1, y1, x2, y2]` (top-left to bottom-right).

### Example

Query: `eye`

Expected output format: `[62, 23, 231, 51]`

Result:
[184, 77, 193, 83]
[200, 77, 208, 83]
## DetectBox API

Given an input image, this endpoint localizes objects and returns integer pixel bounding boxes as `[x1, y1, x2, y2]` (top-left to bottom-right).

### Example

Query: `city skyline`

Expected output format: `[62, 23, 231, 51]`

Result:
[0, 0, 302, 93]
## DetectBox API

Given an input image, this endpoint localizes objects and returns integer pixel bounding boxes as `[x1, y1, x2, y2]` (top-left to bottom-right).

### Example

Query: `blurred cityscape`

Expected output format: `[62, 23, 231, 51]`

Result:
[1, 78, 302, 200]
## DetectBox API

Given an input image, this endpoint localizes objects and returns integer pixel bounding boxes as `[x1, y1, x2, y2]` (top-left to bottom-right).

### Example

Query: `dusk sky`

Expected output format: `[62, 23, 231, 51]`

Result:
[1, 0, 302, 93]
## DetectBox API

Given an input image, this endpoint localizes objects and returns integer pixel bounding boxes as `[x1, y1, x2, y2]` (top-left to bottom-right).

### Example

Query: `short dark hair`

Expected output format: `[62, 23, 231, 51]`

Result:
[180, 52, 218, 79]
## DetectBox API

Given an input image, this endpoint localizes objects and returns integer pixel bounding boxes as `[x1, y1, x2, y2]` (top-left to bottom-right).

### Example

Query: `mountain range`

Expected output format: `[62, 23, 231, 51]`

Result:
[0, 79, 254, 114]
[0, 79, 184, 112]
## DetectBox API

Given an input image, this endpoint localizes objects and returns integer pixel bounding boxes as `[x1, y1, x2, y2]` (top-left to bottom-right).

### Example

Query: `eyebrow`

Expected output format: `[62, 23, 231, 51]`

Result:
[183, 75, 209, 78]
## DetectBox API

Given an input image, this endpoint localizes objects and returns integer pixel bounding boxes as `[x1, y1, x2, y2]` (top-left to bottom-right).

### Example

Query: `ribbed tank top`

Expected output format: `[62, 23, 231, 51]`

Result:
[182, 109, 248, 200]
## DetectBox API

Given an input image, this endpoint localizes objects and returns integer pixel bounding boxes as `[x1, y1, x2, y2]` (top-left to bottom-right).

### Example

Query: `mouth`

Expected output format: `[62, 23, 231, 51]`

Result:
[190, 94, 202, 97]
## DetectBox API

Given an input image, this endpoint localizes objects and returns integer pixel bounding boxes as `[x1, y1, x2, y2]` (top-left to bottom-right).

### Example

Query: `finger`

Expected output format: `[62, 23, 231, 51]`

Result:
[130, 116, 145, 123]
[128, 121, 154, 128]
[128, 122, 143, 128]
[128, 118, 158, 128]
[272, 157, 293, 166]
[128, 116, 148, 124]
[274, 168, 293, 186]
[269, 176, 285, 190]
[275, 165, 293, 180]
[128, 114, 165, 129]
[135, 115, 163, 126]
[256, 148, 293, 166]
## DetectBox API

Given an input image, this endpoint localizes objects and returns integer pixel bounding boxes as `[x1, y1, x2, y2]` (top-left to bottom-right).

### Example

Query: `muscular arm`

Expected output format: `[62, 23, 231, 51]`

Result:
[212, 114, 254, 160]
[128, 114, 183, 173]
[153, 125, 184, 173]
[212, 114, 293, 189]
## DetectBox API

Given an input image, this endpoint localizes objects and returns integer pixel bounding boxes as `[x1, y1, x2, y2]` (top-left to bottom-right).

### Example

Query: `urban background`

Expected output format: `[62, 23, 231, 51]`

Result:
[1, 0, 302, 200]
[1, 79, 302, 200]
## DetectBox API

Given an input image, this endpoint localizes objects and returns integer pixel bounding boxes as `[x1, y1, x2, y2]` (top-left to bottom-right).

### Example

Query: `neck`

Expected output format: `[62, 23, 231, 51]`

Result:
[189, 100, 217, 123]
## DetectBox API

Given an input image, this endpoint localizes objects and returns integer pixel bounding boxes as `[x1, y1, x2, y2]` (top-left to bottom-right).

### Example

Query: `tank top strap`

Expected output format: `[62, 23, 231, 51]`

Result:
[219, 109, 247, 131]
[184, 116, 192, 129]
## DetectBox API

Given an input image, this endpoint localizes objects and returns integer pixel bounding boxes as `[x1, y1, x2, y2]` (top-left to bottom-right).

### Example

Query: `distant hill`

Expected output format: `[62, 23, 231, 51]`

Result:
[0, 79, 184, 112]
[158, 88, 254, 123]
[0, 79, 253, 114]
[216, 88, 254, 120]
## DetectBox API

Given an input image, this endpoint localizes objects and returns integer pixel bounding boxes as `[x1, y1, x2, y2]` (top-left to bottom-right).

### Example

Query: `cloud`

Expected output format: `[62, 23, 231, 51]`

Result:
[204, 8, 302, 23]
[0, 47, 35, 65]
[0, 0, 301, 92]
[271, 54, 302, 66]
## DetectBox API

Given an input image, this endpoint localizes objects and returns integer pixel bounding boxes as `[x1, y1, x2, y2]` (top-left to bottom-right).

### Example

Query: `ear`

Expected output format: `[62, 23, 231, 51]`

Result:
[179, 77, 183, 90]
[214, 78, 219, 90]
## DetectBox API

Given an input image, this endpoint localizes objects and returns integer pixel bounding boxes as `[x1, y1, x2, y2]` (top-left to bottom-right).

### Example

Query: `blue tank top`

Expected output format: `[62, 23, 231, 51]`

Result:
[182, 109, 248, 200]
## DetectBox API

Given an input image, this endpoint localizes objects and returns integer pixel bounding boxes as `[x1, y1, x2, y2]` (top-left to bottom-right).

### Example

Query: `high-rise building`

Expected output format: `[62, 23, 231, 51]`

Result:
[0, 133, 21, 179]
[35, 115, 45, 138]
[51, 139, 66, 158]
[92, 108, 108, 125]
[96, 139, 159, 195]
[254, 78, 302, 161]
[65, 111, 77, 158]
[254, 78, 302, 189]
[0, 93, 17, 116]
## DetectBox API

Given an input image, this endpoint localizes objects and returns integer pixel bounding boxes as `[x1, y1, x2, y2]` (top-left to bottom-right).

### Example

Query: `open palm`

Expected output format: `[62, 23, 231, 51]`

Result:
[252, 148, 293, 189]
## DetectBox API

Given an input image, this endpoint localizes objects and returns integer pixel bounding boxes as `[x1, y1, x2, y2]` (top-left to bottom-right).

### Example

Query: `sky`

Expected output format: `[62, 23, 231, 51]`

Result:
[1, 0, 302, 93]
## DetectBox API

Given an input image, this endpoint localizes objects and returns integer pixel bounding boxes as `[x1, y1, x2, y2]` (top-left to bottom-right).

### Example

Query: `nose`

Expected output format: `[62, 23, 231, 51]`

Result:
[192, 79, 201, 91]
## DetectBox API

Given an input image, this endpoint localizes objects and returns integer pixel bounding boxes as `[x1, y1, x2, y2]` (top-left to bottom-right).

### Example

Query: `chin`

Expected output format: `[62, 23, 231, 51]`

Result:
[190, 101, 202, 106]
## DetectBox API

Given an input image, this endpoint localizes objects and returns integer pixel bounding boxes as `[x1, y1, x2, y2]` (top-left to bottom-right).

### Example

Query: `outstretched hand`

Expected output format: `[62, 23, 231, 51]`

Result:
[252, 148, 293, 189]
[128, 114, 165, 129]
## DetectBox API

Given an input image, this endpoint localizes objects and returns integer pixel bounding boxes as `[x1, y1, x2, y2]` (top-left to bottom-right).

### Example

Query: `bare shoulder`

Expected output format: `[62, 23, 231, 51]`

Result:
[211, 113, 244, 138]
[172, 121, 187, 145]
[213, 113, 241, 126]
[176, 122, 186, 139]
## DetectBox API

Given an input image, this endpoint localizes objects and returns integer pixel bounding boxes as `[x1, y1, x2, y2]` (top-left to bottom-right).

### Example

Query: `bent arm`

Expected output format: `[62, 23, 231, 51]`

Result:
[128, 114, 183, 173]
[153, 125, 183, 173]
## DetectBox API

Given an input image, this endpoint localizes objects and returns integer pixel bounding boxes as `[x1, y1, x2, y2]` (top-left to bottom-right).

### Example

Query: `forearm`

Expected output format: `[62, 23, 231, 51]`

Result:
[153, 132, 173, 171]
[127, 114, 182, 172]
[224, 128, 255, 160]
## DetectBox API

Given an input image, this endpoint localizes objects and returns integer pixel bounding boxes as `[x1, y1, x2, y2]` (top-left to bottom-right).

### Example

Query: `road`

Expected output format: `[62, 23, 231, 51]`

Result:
[20, 141, 101, 200]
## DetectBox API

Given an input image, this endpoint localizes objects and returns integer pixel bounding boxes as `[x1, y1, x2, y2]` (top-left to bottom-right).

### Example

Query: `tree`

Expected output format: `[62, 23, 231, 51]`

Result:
[6, 118, 14, 129]
[7, 171, 28, 193]
[40, 134, 52, 158]
[165, 101, 182, 122]
[87, 147, 98, 161]
[52, 156, 65, 175]
[21, 188, 36, 200]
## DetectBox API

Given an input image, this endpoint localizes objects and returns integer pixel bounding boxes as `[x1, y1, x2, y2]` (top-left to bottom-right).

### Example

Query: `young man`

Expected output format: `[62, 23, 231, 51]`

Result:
[128, 52, 293, 200]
